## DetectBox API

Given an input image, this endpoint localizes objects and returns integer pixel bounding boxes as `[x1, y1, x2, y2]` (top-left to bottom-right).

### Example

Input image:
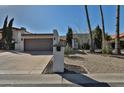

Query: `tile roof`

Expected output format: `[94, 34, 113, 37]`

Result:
[111, 33, 124, 39]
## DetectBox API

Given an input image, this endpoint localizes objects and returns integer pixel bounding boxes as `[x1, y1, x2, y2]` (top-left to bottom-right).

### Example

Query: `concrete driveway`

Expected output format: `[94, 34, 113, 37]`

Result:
[0, 51, 53, 74]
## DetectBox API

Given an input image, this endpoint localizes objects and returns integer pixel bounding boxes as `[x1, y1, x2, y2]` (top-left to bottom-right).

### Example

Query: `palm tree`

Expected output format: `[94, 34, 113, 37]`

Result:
[84, 5, 94, 53]
[99, 5, 106, 53]
[115, 5, 121, 54]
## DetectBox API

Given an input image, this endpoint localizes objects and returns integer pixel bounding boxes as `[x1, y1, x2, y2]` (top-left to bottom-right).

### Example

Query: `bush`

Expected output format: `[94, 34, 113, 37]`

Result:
[102, 43, 112, 54]
[82, 43, 90, 50]
[64, 44, 75, 55]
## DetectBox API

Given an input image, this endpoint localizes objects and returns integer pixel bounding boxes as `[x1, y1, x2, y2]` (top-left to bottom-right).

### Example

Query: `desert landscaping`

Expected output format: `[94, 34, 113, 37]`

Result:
[65, 52, 124, 74]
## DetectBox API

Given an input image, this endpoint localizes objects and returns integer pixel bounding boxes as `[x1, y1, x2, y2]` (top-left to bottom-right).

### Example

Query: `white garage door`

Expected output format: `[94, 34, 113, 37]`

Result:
[24, 38, 53, 51]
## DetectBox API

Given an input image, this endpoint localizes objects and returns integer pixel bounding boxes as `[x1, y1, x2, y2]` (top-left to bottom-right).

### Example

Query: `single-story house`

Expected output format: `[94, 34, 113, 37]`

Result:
[58, 36, 66, 45]
[0, 27, 60, 52]
[111, 33, 124, 49]
[73, 33, 90, 49]
[60, 35, 78, 49]
[60, 33, 90, 49]
[111, 33, 124, 39]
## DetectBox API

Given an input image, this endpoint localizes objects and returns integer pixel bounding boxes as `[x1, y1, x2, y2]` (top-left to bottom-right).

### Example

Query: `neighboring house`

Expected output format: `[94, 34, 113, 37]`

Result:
[0, 27, 60, 52]
[60, 36, 67, 46]
[59, 36, 78, 49]
[111, 33, 124, 39]
[73, 33, 90, 49]
[72, 37, 78, 49]
[111, 33, 124, 49]
[60, 33, 90, 49]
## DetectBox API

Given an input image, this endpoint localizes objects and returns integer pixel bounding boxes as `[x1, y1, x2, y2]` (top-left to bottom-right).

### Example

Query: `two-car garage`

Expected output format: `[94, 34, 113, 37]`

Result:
[22, 34, 53, 52]
[24, 38, 53, 51]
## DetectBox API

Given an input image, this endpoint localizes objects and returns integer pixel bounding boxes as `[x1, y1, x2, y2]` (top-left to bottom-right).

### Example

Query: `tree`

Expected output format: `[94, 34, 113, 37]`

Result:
[2, 16, 14, 50]
[6, 18, 14, 49]
[93, 26, 112, 49]
[115, 5, 121, 54]
[105, 33, 112, 41]
[2, 16, 8, 49]
[2, 16, 8, 40]
[66, 27, 73, 47]
[99, 5, 106, 53]
[84, 5, 94, 53]
[93, 25, 102, 49]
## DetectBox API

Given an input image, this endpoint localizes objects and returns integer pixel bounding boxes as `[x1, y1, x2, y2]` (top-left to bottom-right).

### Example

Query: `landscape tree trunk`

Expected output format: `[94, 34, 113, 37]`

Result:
[115, 5, 121, 54]
[84, 5, 94, 53]
[99, 5, 106, 53]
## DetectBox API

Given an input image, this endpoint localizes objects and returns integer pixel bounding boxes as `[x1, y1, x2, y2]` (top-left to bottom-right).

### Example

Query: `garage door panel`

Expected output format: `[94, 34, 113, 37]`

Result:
[24, 39, 53, 51]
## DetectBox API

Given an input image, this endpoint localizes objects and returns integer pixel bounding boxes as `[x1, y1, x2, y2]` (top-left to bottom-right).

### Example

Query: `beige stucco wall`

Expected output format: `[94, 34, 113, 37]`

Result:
[13, 29, 29, 41]
[20, 39, 24, 51]
[72, 38, 78, 49]
[14, 29, 29, 51]
[14, 31, 22, 51]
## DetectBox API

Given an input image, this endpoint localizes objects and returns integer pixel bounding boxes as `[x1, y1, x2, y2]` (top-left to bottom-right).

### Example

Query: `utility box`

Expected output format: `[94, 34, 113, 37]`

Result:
[53, 44, 64, 73]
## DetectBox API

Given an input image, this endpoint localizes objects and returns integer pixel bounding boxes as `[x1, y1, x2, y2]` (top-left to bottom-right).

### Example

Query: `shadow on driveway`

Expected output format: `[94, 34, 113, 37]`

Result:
[58, 69, 110, 87]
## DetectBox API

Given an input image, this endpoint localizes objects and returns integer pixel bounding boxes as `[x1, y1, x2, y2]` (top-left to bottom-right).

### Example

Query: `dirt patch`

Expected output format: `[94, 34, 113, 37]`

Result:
[64, 63, 87, 74]
[65, 55, 85, 61]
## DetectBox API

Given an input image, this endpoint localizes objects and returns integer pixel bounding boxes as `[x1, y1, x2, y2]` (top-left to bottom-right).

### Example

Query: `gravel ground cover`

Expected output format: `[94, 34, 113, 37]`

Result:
[64, 53, 124, 73]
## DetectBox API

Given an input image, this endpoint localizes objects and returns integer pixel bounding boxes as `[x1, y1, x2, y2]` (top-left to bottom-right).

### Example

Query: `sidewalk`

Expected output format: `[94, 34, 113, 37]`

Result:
[0, 73, 124, 86]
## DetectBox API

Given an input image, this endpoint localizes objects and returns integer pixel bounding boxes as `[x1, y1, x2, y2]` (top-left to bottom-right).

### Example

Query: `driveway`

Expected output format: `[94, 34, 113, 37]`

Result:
[0, 51, 53, 74]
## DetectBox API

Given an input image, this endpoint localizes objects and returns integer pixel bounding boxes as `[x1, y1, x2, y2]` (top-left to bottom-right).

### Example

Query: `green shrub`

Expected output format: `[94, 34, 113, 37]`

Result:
[64, 44, 74, 55]
[102, 47, 106, 54]
[106, 44, 112, 54]
[82, 43, 90, 50]
[102, 44, 112, 54]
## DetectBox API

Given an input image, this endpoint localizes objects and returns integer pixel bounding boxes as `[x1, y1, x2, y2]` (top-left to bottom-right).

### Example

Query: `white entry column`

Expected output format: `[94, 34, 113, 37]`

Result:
[53, 44, 64, 73]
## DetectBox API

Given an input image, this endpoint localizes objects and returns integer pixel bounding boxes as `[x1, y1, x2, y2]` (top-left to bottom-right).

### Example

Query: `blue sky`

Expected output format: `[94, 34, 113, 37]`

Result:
[0, 5, 124, 35]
